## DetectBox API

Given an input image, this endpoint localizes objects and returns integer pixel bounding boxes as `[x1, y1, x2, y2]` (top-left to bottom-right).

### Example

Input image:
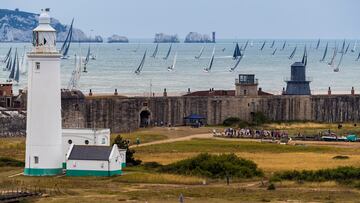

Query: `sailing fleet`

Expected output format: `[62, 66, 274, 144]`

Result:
[1, 36, 360, 85]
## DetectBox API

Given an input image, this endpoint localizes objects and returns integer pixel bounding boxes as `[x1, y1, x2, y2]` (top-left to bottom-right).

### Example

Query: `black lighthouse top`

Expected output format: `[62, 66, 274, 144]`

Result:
[284, 47, 311, 95]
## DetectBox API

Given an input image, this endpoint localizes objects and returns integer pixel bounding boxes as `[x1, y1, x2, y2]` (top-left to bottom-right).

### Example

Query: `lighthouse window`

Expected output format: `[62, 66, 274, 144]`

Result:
[68, 139, 72, 144]
[35, 62, 40, 70]
[85, 140, 89, 145]
[34, 156, 39, 164]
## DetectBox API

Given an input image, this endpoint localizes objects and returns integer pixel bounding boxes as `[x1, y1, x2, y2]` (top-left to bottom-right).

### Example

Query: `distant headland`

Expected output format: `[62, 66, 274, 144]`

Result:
[107, 34, 129, 43]
[154, 33, 180, 43]
[0, 8, 102, 42]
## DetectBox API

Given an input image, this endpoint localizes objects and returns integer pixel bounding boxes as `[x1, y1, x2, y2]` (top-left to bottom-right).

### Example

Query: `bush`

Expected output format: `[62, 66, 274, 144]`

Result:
[0, 157, 24, 167]
[113, 135, 142, 166]
[271, 166, 360, 182]
[143, 162, 163, 170]
[160, 153, 263, 179]
[252, 112, 268, 125]
[267, 183, 276, 190]
[223, 117, 241, 126]
[223, 117, 250, 128]
[332, 155, 349, 160]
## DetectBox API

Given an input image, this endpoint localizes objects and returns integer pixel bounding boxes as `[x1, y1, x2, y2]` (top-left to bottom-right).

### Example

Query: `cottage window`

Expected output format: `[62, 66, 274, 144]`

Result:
[101, 138, 106, 144]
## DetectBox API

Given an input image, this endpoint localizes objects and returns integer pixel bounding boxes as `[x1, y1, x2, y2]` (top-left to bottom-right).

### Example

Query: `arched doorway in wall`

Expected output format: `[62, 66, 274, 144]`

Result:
[139, 110, 151, 128]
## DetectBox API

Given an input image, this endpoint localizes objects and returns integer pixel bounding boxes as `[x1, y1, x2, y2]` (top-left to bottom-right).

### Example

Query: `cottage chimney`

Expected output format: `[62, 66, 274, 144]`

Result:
[328, 87, 331, 95]
[89, 89, 92, 96]
[351, 87, 355, 95]
[163, 88, 167, 97]
[114, 89, 118, 96]
[187, 88, 191, 94]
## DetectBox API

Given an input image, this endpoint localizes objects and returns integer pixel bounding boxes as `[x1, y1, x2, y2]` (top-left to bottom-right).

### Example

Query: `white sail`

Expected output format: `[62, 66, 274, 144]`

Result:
[204, 46, 216, 72]
[168, 52, 177, 71]
[351, 40, 357, 53]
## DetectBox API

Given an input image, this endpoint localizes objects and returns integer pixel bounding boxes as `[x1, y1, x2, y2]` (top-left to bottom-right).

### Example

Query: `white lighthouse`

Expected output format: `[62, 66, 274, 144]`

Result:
[24, 8, 63, 176]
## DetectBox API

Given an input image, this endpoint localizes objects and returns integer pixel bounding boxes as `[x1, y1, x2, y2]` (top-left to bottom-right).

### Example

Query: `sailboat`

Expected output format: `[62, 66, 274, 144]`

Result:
[163, 44, 172, 60]
[281, 41, 286, 51]
[272, 48, 278, 55]
[84, 46, 91, 65]
[339, 39, 345, 54]
[204, 46, 215, 72]
[302, 45, 308, 66]
[260, 41, 266, 51]
[243, 40, 249, 51]
[20, 46, 27, 75]
[151, 43, 159, 58]
[334, 52, 344, 72]
[270, 40, 275, 48]
[229, 55, 243, 72]
[167, 52, 177, 71]
[315, 39, 320, 50]
[233, 43, 242, 59]
[90, 45, 98, 60]
[288, 46, 297, 59]
[195, 46, 205, 59]
[67, 54, 83, 90]
[320, 42, 328, 62]
[4, 54, 12, 71]
[8, 49, 19, 83]
[60, 19, 74, 59]
[351, 40, 357, 53]
[356, 52, 360, 61]
[344, 43, 350, 54]
[2, 47, 12, 63]
[135, 50, 147, 74]
[328, 45, 338, 67]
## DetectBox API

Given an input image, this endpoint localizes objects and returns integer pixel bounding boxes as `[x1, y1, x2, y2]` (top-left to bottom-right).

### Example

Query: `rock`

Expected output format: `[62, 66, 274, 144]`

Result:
[184, 32, 212, 43]
[107, 34, 129, 43]
[0, 8, 102, 42]
[154, 33, 179, 43]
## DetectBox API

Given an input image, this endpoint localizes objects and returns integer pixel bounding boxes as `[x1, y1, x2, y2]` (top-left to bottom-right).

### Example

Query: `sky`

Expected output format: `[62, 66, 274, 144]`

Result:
[1, 0, 359, 39]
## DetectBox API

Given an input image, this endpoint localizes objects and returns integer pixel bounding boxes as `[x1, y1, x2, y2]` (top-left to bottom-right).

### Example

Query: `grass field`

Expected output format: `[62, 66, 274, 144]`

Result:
[0, 123, 360, 202]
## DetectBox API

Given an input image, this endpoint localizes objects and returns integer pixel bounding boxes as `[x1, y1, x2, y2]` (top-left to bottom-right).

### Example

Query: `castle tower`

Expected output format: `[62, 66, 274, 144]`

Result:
[235, 74, 258, 96]
[24, 9, 63, 176]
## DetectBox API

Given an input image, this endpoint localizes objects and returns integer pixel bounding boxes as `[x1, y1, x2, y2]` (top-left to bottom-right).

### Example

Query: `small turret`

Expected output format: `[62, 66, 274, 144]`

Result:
[351, 87, 355, 95]
[328, 87, 332, 95]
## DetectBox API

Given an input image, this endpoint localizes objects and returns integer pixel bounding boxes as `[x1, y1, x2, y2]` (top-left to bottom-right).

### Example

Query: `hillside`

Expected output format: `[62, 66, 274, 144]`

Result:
[0, 8, 102, 42]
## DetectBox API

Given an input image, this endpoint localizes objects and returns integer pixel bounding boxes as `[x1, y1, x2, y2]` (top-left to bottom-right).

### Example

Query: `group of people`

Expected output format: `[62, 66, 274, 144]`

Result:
[215, 128, 289, 140]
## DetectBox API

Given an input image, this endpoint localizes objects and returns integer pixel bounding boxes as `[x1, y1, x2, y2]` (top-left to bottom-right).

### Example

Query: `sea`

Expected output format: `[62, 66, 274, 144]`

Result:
[0, 39, 359, 96]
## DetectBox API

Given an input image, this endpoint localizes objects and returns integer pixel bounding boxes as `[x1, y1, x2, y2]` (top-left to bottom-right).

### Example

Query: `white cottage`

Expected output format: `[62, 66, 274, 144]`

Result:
[66, 144, 124, 176]
[62, 128, 110, 168]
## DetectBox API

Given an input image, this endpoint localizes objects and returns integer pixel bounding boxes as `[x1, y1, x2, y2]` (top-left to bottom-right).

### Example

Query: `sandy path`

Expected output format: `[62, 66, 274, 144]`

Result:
[130, 133, 212, 148]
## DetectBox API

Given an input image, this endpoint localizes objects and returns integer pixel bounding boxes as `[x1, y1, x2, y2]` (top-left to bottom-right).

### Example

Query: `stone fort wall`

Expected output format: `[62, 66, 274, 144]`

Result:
[61, 94, 360, 133]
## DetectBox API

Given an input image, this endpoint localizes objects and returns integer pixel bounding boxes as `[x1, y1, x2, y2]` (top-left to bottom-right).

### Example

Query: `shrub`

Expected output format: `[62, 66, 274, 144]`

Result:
[271, 166, 360, 182]
[113, 135, 142, 166]
[332, 155, 349, 160]
[223, 117, 250, 128]
[0, 157, 24, 167]
[160, 153, 263, 179]
[267, 183, 276, 190]
[252, 112, 268, 125]
[143, 162, 163, 170]
[223, 117, 241, 126]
